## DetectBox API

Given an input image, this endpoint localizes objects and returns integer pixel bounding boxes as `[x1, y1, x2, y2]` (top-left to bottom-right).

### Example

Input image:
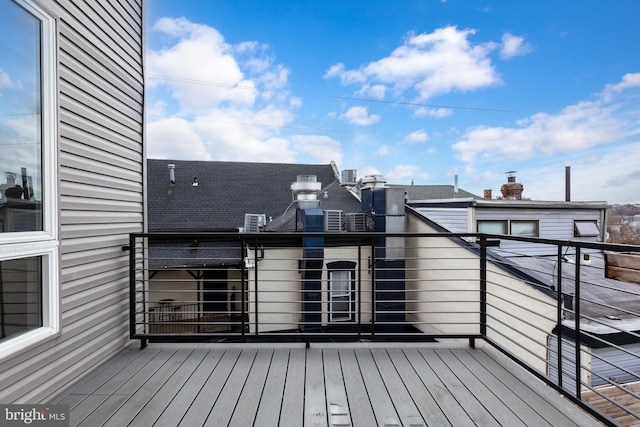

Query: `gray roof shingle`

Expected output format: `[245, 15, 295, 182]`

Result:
[147, 159, 361, 232]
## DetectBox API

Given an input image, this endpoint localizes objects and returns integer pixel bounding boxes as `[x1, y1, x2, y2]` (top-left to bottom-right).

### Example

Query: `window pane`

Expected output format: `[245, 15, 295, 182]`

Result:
[330, 270, 350, 293]
[575, 221, 600, 237]
[478, 221, 507, 234]
[0, 256, 42, 342]
[0, 0, 43, 232]
[511, 221, 538, 237]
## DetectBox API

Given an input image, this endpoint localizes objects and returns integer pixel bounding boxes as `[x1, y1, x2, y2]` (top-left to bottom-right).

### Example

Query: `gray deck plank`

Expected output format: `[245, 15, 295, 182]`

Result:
[279, 348, 305, 427]
[102, 348, 195, 427]
[371, 349, 424, 427]
[386, 349, 452, 426]
[152, 349, 226, 427]
[355, 348, 401, 426]
[322, 349, 351, 427]
[76, 348, 178, 427]
[338, 349, 377, 427]
[452, 349, 555, 427]
[52, 348, 153, 400]
[403, 348, 476, 427]
[203, 348, 258, 427]
[435, 348, 527, 427]
[50, 344, 605, 427]
[178, 348, 242, 427]
[419, 348, 501, 427]
[254, 348, 289, 427]
[127, 349, 209, 427]
[229, 348, 274, 427]
[468, 349, 583, 427]
[54, 347, 162, 424]
[304, 348, 328, 427]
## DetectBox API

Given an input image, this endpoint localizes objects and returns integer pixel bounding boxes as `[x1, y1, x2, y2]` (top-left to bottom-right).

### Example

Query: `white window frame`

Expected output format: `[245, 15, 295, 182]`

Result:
[328, 270, 354, 322]
[0, 0, 59, 361]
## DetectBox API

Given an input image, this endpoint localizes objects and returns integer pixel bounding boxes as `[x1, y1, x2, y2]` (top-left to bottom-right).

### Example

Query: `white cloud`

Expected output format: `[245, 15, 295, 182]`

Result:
[291, 135, 343, 164]
[377, 145, 390, 155]
[148, 18, 258, 112]
[387, 164, 420, 181]
[453, 100, 622, 163]
[340, 106, 380, 126]
[0, 69, 21, 90]
[325, 26, 501, 101]
[146, 117, 209, 160]
[601, 72, 640, 102]
[357, 84, 386, 99]
[146, 17, 300, 162]
[404, 129, 430, 144]
[506, 143, 640, 203]
[358, 166, 383, 179]
[500, 33, 532, 59]
[414, 107, 453, 118]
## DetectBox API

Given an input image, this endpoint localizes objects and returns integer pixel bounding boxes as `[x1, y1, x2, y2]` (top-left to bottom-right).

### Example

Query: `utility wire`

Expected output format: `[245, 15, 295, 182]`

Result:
[146, 74, 515, 113]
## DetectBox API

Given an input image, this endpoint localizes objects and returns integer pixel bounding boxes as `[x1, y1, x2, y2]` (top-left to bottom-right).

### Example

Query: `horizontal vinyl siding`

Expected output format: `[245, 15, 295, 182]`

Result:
[415, 207, 469, 232]
[477, 208, 604, 257]
[0, 0, 144, 403]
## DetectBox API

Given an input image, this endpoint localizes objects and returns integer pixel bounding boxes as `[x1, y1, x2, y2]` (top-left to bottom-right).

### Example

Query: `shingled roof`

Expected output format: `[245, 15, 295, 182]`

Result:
[147, 159, 361, 232]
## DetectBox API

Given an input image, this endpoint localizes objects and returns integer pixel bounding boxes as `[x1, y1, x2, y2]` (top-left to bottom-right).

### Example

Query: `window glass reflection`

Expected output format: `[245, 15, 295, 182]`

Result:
[0, 0, 43, 233]
[0, 256, 42, 341]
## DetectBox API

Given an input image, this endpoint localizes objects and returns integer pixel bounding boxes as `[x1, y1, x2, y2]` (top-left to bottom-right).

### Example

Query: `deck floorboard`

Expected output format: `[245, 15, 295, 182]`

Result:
[51, 343, 603, 427]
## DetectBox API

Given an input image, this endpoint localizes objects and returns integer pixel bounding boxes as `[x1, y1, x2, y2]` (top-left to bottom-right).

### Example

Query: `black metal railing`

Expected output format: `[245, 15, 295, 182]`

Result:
[128, 231, 640, 426]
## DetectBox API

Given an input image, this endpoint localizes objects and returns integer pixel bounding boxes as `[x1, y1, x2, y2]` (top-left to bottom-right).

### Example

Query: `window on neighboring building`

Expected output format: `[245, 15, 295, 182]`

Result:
[477, 220, 508, 235]
[327, 262, 355, 322]
[511, 220, 539, 237]
[574, 220, 600, 237]
[0, 0, 58, 353]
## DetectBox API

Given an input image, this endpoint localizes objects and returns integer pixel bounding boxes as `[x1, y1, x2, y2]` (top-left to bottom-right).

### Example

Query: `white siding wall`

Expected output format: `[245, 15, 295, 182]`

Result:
[406, 212, 556, 371]
[0, 0, 144, 403]
[476, 208, 604, 257]
[415, 207, 469, 233]
[248, 246, 373, 333]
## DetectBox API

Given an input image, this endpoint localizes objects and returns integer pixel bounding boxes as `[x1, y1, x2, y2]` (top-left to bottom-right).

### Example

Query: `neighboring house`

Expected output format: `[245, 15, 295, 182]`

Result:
[405, 174, 608, 257]
[401, 175, 640, 392]
[145, 160, 380, 333]
[145, 163, 559, 372]
[0, 0, 144, 403]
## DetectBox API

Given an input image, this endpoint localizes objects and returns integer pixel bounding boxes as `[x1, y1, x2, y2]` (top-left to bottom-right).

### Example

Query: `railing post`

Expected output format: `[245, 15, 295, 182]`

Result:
[371, 236, 376, 337]
[479, 235, 487, 340]
[240, 238, 246, 336]
[357, 239, 362, 339]
[254, 237, 259, 337]
[556, 245, 563, 389]
[574, 246, 582, 398]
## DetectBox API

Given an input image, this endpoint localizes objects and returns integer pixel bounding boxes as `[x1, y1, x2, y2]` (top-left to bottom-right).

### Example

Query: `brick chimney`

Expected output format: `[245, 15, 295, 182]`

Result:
[500, 171, 523, 200]
[483, 189, 492, 200]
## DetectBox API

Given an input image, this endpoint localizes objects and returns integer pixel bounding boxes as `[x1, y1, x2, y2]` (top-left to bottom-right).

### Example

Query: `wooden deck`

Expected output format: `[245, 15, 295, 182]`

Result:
[51, 342, 603, 427]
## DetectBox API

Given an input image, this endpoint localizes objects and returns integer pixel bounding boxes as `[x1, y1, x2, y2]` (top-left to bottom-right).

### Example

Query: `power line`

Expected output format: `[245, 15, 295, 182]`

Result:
[325, 95, 515, 113]
[147, 74, 515, 113]
[146, 114, 399, 137]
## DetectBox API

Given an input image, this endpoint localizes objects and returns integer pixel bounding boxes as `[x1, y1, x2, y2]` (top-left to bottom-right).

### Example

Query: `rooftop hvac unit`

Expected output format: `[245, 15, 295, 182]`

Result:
[341, 169, 357, 185]
[346, 212, 372, 232]
[324, 210, 344, 232]
[243, 213, 266, 233]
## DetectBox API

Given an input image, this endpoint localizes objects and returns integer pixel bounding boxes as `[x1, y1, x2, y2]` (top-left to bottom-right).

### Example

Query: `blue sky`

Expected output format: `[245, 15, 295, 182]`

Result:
[144, 0, 640, 204]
